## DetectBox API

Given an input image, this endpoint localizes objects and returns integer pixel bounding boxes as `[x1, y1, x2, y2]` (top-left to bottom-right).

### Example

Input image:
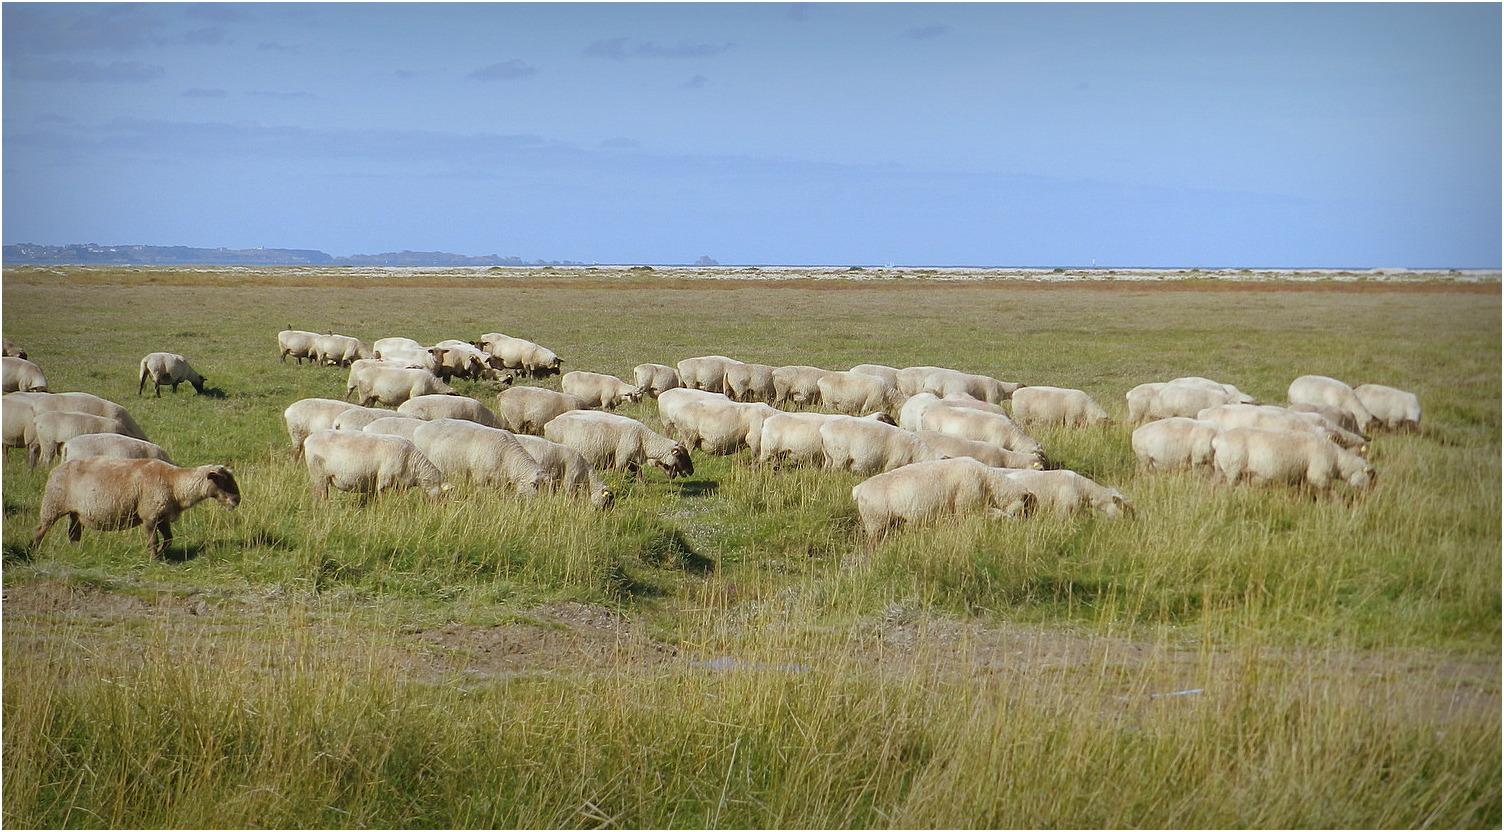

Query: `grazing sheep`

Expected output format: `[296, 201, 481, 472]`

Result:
[1287, 402, 1363, 435]
[757, 411, 894, 468]
[61, 433, 174, 465]
[375, 346, 440, 374]
[1354, 384, 1421, 432]
[676, 355, 741, 393]
[312, 334, 370, 367]
[819, 417, 946, 475]
[2, 357, 48, 393]
[1167, 376, 1258, 404]
[851, 457, 1036, 542]
[303, 429, 449, 502]
[1211, 426, 1375, 492]
[1141, 383, 1241, 422]
[3, 393, 46, 458]
[372, 336, 426, 356]
[29, 410, 137, 469]
[412, 418, 549, 496]
[330, 405, 400, 432]
[3, 337, 27, 359]
[722, 362, 778, 403]
[277, 329, 320, 364]
[661, 392, 777, 456]
[1197, 403, 1368, 454]
[1287, 375, 1378, 434]
[917, 401, 1045, 459]
[772, 365, 833, 407]
[1010, 385, 1110, 427]
[1000, 469, 1134, 518]
[431, 339, 511, 383]
[632, 363, 682, 398]
[32, 458, 239, 558]
[351, 365, 455, 407]
[1125, 382, 1168, 425]
[138, 352, 206, 397]
[848, 363, 901, 387]
[818, 371, 902, 417]
[544, 410, 693, 479]
[494, 387, 590, 435]
[398, 393, 500, 427]
[1131, 417, 1224, 471]
[345, 358, 430, 401]
[562, 371, 642, 410]
[514, 434, 615, 510]
[476, 333, 561, 378]
[361, 415, 425, 440]
[914, 430, 1044, 469]
[283, 397, 360, 460]
[18, 392, 148, 442]
[896, 367, 1020, 402]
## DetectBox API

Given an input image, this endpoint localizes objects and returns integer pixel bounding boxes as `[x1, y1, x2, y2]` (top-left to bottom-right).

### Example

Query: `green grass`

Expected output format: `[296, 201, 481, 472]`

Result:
[3, 267, 1499, 828]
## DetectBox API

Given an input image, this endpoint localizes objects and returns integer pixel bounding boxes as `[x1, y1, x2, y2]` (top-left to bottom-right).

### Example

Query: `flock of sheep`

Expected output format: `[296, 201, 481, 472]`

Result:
[2, 324, 1422, 559]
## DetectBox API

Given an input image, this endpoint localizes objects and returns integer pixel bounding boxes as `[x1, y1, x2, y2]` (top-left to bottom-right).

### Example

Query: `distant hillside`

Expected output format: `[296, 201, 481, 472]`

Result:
[2, 243, 582, 267]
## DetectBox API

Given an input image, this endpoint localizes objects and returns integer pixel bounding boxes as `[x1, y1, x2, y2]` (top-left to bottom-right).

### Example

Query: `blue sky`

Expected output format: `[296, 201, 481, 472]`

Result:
[3, 2, 1499, 267]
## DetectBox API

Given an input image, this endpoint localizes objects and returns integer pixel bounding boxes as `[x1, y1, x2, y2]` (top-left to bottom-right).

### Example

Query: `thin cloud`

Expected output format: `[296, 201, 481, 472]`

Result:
[182, 87, 228, 98]
[585, 38, 734, 60]
[257, 41, 301, 54]
[2, 5, 165, 53]
[247, 90, 317, 99]
[901, 25, 951, 40]
[5, 57, 165, 83]
[787, 3, 814, 21]
[682, 74, 710, 89]
[467, 60, 539, 81]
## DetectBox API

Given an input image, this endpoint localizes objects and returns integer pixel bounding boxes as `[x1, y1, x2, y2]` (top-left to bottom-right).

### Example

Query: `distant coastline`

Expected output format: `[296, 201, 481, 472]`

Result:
[1, 243, 584, 268]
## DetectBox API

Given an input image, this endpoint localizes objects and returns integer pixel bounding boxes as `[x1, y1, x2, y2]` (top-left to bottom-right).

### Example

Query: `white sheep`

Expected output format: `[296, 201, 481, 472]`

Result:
[913, 430, 1044, 469]
[1131, 417, 1224, 471]
[1000, 469, 1134, 518]
[1287, 375, 1378, 434]
[917, 401, 1045, 459]
[1211, 426, 1375, 492]
[722, 362, 777, 403]
[562, 371, 642, 410]
[851, 457, 1036, 542]
[772, 365, 833, 406]
[543, 410, 693, 479]
[1142, 382, 1241, 422]
[277, 329, 320, 364]
[514, 434, 615, 510]
[896, 366, 1020, 402]
[756, 411, 894, 468]
[632, 363, 682, 398]
[1354, 384, 1421, 432]
[1010, 385, 1110, 427]
[819, 417, 945, 475]
[494, 387, 590, 435]
[3, 337, 27, 359]
[676, 355, 741, 393]
[3, 393, 44, 458]
[663, 392, 777, 456]
[398, 393, 500, 427]
[312, 334, 370, 367]
[1167, 376, 1258, 404]
[372, 336, 427, 356]
[1125, 382, 1168, 425]
[13, 392, 148, 445]
[344, 358, 428, 401]
[1197, 403, 1368, 454]
[29, 410, 137, 469]
[283, 397, 360, 459]
[1287, 402, 1363, 435]
[351, 365, 455, 407]
[375, 346, 440, 374]
[32, 458, 239, 558]
[2, 357, 48, 393]
[848, 363, 901, 387]
[303, 429, 449, 501]
[138, 352, 206, 397]
[329, 405, 400, 432]
[61, 433, 175, 465]
[361, 415, 425, 440]
[412, 418, 549, 496]
[817, 371, 902, 417]
[477, 333, 561, 378]
[432, 339, 510, 382]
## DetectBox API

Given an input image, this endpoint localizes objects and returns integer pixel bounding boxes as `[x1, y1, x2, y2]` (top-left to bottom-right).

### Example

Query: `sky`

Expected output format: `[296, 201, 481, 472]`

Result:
[2, 2, 1499, 268]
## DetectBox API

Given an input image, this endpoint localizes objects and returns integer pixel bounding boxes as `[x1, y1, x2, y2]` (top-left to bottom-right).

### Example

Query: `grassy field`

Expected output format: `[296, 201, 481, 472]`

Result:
[3, 266, 1499, 828]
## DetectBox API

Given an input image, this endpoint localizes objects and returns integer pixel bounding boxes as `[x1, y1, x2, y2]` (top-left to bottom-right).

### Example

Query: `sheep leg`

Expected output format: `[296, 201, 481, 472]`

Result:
[146, 519, 172, 558]
[30, 510, 63, 547]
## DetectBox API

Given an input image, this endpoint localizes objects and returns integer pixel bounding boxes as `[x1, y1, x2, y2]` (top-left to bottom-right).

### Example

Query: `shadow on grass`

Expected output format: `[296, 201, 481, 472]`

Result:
[3, 542, 34, 563]
[674, 479, 720, 499]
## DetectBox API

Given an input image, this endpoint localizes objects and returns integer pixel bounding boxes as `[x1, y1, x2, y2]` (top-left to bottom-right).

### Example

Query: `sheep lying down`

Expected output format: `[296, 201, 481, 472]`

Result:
[32, 457, 240, 559]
